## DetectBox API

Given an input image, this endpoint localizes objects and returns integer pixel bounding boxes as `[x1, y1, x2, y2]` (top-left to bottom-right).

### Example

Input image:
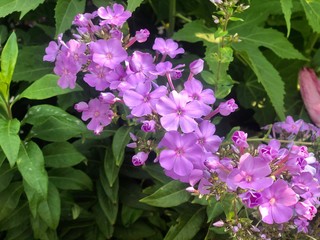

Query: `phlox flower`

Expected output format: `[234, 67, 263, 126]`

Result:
[83, 62, 110, 91]
[258, 139, 281, 162]
[132, 152, 149, 166]
[97, 3, 132, 27]
[194, 120, 222, 153]
[239, 191, 263, 208]
[156, 90, 205, 133]
[152, 38, 184, 59]
[181, 79, 215, 115]
[123, 82, 167, 117]
[281, 116, 303, 134]
[158, 131, 204, 177]
[259, 179, 298, 224]
[54, 53, 79, 89]
[126, 51, 156, 85]
[74, 98, 114, 135]
[231, 130, 249, 149]
[295, 200, 317, 220]
[90, 38, 127, 69]
[218, 99, 238, 116]
[43, 41, 60, 62]
[226, 153, 273, 191]
[141, 120, 156, 132]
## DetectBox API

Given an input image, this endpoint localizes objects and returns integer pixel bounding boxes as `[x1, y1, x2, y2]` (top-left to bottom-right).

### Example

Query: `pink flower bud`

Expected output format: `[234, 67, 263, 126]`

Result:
[189, 59, 204, 75]
[132, 152, 149, 166]
[141, 120, 156, 132]
[218, 99, 238, 116]
[232, 130, 249, 148]
[299, 68, 320, 127]
[135, 29, 150, 43]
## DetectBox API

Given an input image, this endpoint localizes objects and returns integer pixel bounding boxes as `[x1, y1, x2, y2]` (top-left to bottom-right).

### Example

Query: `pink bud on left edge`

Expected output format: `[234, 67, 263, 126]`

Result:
[299, 68, 320, 127]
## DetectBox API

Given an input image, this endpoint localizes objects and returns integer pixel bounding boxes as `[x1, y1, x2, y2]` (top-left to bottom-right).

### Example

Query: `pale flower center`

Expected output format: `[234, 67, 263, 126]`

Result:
[94, 111, 100, 117]
[106, 52, 113, 60]
[269, 197, 276, 205]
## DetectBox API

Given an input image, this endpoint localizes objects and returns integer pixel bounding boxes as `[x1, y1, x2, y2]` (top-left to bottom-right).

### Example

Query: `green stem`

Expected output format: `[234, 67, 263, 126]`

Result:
[305, 32, 319, 57]
[175, 13, 192, 23]
[167, 0, 176, 38]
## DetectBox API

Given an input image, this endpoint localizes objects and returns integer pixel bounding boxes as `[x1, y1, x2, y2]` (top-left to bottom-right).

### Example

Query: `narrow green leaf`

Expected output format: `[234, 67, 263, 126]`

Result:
[97, 182, 118, 224]
[0, 25, 8, 44]
[114, 221, 156, 239]
[19, 74, 82, 100]
[280, 0, 293, 37]
[104, 146, 120, 187]
[0, 182, 23, 221]
[43, 142, 86, 168]
[127, 0, 144, 12]
[300, 0, 320, 33]
[5, 224, 33, 240]
[100, 167, 118, 203]
[142, 164, 171, 184]
[140, 181, 190, 207]
[206, 199, 223, 222]
[55, 0, 86, 36]
[164, 207, 205, 240]
[0, 163, 15, 192]
[0, 31, 18, 100]
[112, 126, 132, 166]
[121, 205, 143, 227]
[93, 204, 114, 239]
[0, 202, 29, 231]
[38, 182, 61, 229]
[17, 141, 48, 199]
[0, 118, 20, 167]
[49, 168, 93, 190]
[13, 45, 53, 82]
[23, 180, 41, 217]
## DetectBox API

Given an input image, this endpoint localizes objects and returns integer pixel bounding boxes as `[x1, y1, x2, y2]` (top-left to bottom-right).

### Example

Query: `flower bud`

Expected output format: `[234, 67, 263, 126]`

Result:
[141, 120, 156, 132]
[135, 29, 150, 43]
[299, 68, 320, 127]
[218, 99, 238, 116]
[189, 59, 204, 75]
[132, 152, 149, 166]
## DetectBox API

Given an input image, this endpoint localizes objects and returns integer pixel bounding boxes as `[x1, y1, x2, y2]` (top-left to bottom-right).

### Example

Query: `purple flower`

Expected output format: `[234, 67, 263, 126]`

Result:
[294, 218, 309, 233]
[189, 59, 204, 75]
[90, 38, 127, 69]
[54, 53, 78, 89]
[99, 92, 119, 104]
[218, 99, 238, 116]
[258, 139, 281, 162]
[181, 79, 215, 115]
[152, 38, 184, 59]
[123, 83, 167, 117]
[194, 120, 222, 153]
[97, 3, 132, 27]
[74, 98, 114, 135]
[132, 152, 149, 166]
[83, 62, 110, 91]
[126, 51, 156, 85]
[259, 179, 298, 224]
[158, 131, 204, 176]
[281, 116, 303, 134]
[135, 29, 150, 43]
[295, 200, 317, 220]
[141, 120, 156, 132]
[227, 153, 273, 191]
[239, 191, 263, 208]
[231, 130, 249, 149]
[156, 90, 205, 133]
[43, 41, 60, 62]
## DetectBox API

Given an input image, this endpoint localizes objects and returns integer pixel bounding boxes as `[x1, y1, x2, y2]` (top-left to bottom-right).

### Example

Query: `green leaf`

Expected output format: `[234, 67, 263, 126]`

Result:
[19, 74, 82, 100]
[93, 204, 114, 239]
[0, 202, 29, 231]
[43, 142, 86, 168]
[300, 0, 320, 33]
[142, 164, 171, 184]
[49, 167, 93, 190]
[0, 182, 23, 221]
[114, 221, 156, 239]
[112, 126, 132, 166]
[0, 31, 18, 100]
[173, 20, 216, 44]
[100, 167, 118, 203]
[97, 182, 118, 224]
[206, 199, 223, 222]
[104, 146, 120, 187]
[0, 25, 8, 44]
[0, 162, 15, 192]
[0, 118, 20, 167]
[0, 0, 45, 19]
[280, 0, 293, 37]
[121, 205, 143, 227]
[127, 0, 144, 12]
[17, 141, 48, 199]
[38, 182, 61, 229]
[234, 45, 286, 120]
[164, 207, 205, 240]
[55, 0, 86, 36]
[140, 181, 190, 207]
[13, 45, 53, 82]
[24, 105, 87, 141]
[221, 193, 243, 220]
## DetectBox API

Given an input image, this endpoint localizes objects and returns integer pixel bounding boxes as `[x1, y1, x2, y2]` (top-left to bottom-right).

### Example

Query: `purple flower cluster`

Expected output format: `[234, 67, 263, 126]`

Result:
[44, 3, 237, 189]
[44, 3, 319, 237]
[206, 118, 320, 234]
